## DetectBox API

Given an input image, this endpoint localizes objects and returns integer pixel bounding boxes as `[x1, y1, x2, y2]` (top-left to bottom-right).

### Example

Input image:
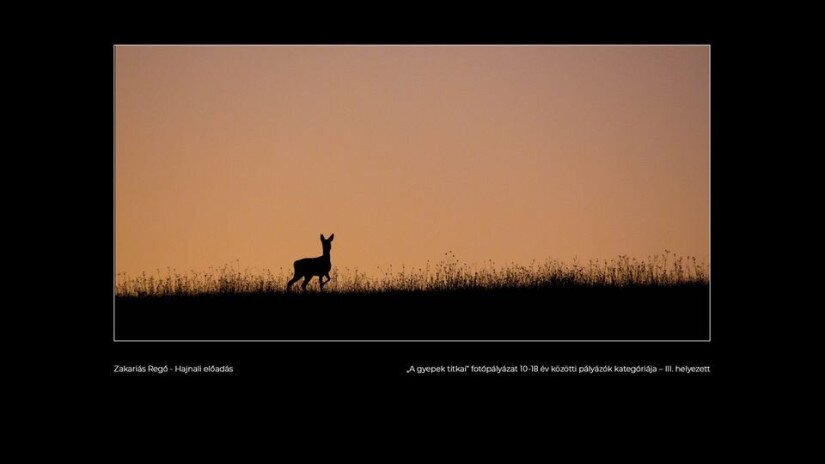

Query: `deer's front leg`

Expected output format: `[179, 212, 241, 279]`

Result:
[319, 273, 330, 290]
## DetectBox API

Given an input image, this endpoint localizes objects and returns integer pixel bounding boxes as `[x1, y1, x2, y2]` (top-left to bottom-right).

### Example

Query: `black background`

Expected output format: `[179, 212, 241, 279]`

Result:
[71, 8, 751, 388]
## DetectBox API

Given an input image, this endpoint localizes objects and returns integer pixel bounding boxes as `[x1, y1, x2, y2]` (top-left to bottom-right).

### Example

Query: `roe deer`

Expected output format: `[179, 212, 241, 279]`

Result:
[287, 234, 334, 292]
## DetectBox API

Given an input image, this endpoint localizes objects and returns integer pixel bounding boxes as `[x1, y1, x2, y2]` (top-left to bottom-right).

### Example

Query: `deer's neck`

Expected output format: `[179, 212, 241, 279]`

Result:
[322, 250, 331, 261]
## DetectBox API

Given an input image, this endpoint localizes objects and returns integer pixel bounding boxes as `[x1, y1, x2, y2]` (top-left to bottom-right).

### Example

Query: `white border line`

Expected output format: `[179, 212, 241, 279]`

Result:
[708, 45, 712, 341]
[115, 44, 710, 47]
[116, 340, 711, 343]
[113, 45, 118, 341]
[112, 44, 711, 343]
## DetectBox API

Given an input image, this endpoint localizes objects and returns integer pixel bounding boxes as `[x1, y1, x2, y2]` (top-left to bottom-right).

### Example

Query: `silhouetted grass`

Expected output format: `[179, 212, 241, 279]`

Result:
[116, 251, 708, 298]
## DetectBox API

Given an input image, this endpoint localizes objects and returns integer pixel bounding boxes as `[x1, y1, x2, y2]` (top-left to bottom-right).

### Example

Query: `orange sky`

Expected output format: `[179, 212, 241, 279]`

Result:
[115, 45, 709, 278]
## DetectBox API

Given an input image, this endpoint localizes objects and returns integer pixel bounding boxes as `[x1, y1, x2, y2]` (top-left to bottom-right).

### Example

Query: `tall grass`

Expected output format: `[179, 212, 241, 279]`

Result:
[115, 251, 708, 297]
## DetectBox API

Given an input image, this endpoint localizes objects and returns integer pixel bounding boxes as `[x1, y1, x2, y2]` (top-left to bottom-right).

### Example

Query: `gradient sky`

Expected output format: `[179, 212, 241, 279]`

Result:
[115, 45, 709, 278]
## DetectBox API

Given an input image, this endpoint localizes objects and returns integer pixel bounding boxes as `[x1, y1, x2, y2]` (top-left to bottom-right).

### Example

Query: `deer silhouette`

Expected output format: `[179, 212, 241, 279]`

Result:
[287, 234, 334, 292]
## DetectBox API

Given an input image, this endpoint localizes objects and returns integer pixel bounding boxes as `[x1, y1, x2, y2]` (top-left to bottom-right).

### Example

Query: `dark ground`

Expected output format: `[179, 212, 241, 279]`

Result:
[115, 284, 709, 340]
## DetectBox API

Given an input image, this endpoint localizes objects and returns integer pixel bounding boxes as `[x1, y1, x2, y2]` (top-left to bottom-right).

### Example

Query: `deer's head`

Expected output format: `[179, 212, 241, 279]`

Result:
[321, 233, 334, 253]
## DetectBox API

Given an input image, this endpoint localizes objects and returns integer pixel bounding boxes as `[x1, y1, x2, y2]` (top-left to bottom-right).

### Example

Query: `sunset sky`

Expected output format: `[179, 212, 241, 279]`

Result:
[115, 45, 709, 278]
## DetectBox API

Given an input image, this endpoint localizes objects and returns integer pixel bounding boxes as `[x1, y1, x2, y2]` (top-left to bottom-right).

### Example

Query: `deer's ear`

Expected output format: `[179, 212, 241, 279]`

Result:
[328, 234, 334, 242]
[320, 234, 325, 241]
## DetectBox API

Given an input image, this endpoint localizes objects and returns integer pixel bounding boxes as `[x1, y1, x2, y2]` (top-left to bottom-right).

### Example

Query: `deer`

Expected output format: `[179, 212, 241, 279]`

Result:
[287, 234, 334, 292]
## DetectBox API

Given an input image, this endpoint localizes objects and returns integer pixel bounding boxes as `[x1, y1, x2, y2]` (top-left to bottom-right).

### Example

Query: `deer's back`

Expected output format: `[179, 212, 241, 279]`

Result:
[294, 256, 330, 275]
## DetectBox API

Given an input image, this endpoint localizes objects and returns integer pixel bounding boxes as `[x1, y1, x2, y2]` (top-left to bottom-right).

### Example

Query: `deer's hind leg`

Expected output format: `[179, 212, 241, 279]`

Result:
[286, 273, 302, 292]
[302, 275, 313, 291]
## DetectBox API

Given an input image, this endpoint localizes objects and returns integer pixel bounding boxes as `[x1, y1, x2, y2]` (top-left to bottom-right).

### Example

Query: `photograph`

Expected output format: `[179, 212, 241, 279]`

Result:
[113, 45, 710, 344]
